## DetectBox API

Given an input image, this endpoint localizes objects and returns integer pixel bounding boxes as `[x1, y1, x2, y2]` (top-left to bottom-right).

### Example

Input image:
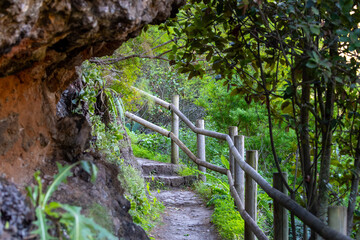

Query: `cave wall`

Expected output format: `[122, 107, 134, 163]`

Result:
[0, 0, 184, 187]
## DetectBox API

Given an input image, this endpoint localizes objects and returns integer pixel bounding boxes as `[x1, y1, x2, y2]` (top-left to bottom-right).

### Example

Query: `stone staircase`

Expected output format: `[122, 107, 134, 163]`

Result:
[136, 158, 197, 188]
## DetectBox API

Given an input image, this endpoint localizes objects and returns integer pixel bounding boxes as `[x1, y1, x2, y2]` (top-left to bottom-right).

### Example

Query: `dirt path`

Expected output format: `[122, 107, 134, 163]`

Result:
[150, 189, 221, 240]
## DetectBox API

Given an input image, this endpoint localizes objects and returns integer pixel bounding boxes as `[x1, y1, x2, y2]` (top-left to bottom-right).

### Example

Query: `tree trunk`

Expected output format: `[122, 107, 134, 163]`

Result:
[317, 79, 335, 225]
[347, 132, 360, 236]
[300, 68, 315, 210]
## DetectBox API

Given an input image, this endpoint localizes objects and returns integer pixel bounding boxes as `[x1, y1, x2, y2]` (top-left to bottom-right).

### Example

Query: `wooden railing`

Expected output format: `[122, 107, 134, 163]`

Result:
[126, 87, 351, 240]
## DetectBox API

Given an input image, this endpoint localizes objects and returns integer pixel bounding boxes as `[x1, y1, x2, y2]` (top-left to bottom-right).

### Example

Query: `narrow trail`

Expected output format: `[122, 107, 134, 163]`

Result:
[136, 158, 221, 240]
[149, 189, 221, 240]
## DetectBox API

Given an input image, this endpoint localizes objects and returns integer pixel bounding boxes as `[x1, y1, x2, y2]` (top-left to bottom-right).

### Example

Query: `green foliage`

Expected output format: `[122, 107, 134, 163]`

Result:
[78, 61, 128, 117]
[91, 116, 125, 157]
[128, 128, 170, 163]
[118, 163, 164, 232]
[257, 191, 274, 237]
[183, 77, 267, 135]
[160, 0, 360, 235]
[26, 162, 116, 240]
[194, 178, 275, 239]
[77, 61, 166, 235]
[52, 203, 115, 240]
[73, 62, 129, 159]
[220, 155, 230, 170]
[177, 165, 197, 177]
[211, 196, 244, 240]
[194, 181, 244, 240]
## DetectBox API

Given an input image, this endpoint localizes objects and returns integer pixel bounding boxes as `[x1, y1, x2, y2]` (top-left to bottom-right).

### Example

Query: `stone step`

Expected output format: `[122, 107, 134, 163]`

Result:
[144, 175, 197, 188]
[136, 158, 181, 176]
[136, 157, 197, 188]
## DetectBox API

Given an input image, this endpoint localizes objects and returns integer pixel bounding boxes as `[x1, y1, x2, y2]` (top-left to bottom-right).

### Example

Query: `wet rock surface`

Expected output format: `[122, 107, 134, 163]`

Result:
[150, 190, 220, 240]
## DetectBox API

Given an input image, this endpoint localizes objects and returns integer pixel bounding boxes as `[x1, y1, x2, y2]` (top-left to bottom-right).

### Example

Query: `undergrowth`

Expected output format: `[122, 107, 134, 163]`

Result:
[177, 165, 197, 176]
[128, 129, 170, 163]
[132, 144, 170, 163]
[118, 163, 164, 232]
[194, 180, 244, 240]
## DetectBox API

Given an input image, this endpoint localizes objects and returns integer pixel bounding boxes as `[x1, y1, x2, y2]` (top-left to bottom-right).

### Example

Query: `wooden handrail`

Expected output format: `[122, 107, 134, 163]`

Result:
[170, 105, 228, 140]
[126, 111, 266, 239]
[129, 88, 352, 240]
[125, 112, 170, 137]
[132, 86, 171, 109]
[227, 170, 268, 240]
[125, 112, 228, 175]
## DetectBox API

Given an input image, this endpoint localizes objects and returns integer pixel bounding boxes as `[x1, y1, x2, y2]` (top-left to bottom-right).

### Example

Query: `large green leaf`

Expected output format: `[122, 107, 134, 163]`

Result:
[221, 155, 230, 170]
[32, 207, 55, 240]
[59, 204, 117, 240]
[42, 162, 78, 208]
[43, 161, 98, 207]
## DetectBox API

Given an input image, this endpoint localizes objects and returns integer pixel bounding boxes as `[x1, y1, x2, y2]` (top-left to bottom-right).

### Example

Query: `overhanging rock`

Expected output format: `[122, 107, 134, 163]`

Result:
[0, 0, 184, 186]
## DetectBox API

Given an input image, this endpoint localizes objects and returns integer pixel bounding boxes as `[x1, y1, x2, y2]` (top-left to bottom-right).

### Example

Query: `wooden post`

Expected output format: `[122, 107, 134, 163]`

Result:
[229, 126, 238, 177]
[328, 206, 347, 235]
[245, 150, 258, 240]
[196, 119, 206, 182]
[273, 172, 289, 240]
[234, 135, 245, 203]
[171, 95, 179, 164]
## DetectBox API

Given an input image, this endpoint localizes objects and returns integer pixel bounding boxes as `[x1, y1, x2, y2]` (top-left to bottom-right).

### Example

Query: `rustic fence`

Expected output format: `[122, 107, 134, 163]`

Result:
[126, 87, 351, 240]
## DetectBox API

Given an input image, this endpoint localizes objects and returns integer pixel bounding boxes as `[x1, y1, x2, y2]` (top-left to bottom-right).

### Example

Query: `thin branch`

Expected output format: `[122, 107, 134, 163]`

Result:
[89, 40, 185, 65]
[89, 53, 169, 65]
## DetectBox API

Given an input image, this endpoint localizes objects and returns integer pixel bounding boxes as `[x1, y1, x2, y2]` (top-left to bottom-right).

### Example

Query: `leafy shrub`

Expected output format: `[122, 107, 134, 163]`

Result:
[211, 195, 244, 240]
[177, 165, 197, 176]
[132, 144, 169, 163]
[127, 128, 170, 163]
[118, 163, 164, 232]
[194, 180, 244, 240]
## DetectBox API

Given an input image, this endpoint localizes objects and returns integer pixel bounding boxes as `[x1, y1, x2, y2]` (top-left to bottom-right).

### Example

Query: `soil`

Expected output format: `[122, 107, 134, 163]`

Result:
[150, 189, 221, 240]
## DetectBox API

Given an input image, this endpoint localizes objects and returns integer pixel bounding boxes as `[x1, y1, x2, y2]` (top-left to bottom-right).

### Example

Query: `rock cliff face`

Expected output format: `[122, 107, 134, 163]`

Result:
[0, 0, 184, 186]
[0, 0, 184, 239]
